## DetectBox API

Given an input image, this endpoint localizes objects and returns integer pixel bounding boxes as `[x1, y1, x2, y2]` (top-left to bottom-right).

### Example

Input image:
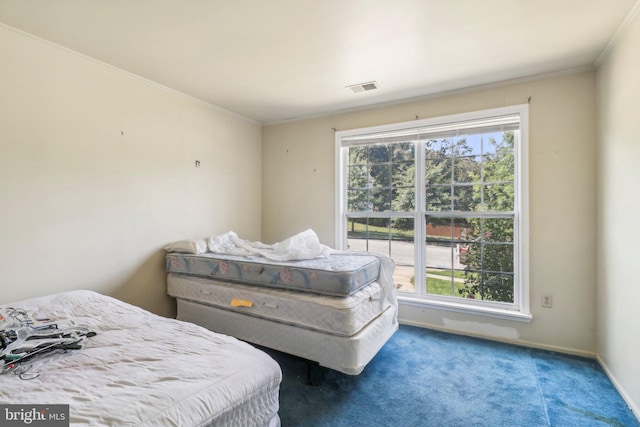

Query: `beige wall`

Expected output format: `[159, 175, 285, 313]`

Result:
[0, 25, 262, 316]
[596, 9, 640, 416]
[4, 9, 635, 414]
[263, 71, 598, 355]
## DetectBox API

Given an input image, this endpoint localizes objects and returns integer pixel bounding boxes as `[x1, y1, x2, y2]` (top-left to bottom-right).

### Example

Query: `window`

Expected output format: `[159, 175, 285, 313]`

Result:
[335, 106, 530, 321]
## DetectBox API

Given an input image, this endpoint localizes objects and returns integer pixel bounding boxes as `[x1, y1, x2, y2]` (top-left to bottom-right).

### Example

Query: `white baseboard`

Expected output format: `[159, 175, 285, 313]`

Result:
[398, 319, 596, 358]
[596, 355, 640, 422]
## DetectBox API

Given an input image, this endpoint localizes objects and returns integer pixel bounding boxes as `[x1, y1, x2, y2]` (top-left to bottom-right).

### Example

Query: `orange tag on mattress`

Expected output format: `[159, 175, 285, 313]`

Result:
[230, 298, 254, 308]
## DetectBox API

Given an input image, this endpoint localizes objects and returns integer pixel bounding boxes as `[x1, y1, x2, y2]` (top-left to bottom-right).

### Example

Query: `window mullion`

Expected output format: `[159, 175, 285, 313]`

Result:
[416, 140, 426, 298]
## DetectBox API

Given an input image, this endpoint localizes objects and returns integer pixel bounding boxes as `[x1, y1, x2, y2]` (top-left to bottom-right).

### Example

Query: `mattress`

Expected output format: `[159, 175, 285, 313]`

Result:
[167, 273, 389, 337]
[166, 252, 381, 296]
[177, 298, 398, 375]
[0, 290, 281, 427]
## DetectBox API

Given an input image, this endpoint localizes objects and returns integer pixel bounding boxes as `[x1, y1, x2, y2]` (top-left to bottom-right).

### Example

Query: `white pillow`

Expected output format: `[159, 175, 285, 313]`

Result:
[163, 239, 207, 254]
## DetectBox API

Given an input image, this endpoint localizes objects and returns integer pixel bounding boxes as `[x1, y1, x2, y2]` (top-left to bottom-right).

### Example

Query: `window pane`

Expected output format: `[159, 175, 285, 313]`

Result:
[390, 218, 415, 293]
[461, 134, 484, 156]
[346, 219, 368, 251]
[483, 152, 514, 176]
[370, 188, 391, 212]
[425, 138, 451, 159]
[347, 190, 369, 212]
[391, 186, 415, 211]
[347, 218, 391, 253]
[426, 217, 452, 242]
[458, 242, 479, 271]
[425, 158, 451, 185]
[483, 218, 514, 242]
[452, 184, 478, 211]
[348, 165, 368, 189]
[484, 183, 514, 211]
[392, 162, 413, 187]
[426, 268, 454, 296]
[426, 244, 457, 270]
[392, 142, 415, 162]
[426, 185, 451, 211]
[453, 156, 481, 183]
[347, 217, 415, 293]
[368, 145, 390, 163]
[425, 217, 472, 276]
[481, 273, 514, 303]
[483, 243, 514, 273]
[452, 137, 476, 157]
[370, 164, 390, 188]
[349, 145, 367, 165]
[458, 270, 482, 299]
[487, 132, 515, 154]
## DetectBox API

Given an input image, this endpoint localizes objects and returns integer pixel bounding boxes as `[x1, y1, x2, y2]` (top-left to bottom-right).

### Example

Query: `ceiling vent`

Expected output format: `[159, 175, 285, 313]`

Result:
[346, 81, 379, 93]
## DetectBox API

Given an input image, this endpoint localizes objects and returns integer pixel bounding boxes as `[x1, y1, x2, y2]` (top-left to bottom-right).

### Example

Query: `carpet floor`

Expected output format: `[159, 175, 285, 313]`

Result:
[264, 325, 638, 427]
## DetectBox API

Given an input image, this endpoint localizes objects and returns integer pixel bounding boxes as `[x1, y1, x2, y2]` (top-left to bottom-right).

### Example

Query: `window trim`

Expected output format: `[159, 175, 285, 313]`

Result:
[335, 105, 531, 322]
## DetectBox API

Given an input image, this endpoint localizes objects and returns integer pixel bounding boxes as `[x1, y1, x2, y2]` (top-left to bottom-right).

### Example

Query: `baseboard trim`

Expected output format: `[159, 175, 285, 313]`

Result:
[596, 355, 640, 422]
[398, 319, 596, 359]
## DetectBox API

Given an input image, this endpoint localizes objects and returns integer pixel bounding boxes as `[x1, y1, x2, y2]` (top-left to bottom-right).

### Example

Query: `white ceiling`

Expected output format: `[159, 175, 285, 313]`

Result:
[0, 0, 637, 124]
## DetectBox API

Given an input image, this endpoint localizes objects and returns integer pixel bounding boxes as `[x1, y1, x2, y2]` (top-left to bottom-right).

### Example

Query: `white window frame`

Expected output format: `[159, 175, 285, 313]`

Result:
[335, 105, 531, 322]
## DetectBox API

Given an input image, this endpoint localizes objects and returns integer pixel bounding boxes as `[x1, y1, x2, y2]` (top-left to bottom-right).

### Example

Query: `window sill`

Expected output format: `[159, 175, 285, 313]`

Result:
[398, 296, 533, 323]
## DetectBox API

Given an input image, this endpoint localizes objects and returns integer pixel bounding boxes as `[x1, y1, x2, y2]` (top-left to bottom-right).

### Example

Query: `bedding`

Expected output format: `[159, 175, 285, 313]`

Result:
[166, 252, 381, 296]
[163, 238, 208, 254]
[0, 290, 281, 427]
[167, 273, 389, 336]
[206, 229, 331, 261]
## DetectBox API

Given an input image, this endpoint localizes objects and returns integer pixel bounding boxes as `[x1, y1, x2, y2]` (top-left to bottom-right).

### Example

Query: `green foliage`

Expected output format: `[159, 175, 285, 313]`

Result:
[457, 132, 516, 303]
[347, 142, 415, 231]
[346, 131, 517, 303]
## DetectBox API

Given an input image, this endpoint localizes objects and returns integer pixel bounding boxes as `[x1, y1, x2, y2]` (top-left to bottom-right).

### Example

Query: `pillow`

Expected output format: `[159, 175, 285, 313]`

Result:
[163, 239, 207, 254]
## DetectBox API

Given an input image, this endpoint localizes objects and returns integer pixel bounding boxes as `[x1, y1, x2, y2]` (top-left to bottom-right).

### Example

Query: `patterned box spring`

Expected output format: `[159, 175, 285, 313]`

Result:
[167, 273, 389, 337]
[166, 252, 381, 296]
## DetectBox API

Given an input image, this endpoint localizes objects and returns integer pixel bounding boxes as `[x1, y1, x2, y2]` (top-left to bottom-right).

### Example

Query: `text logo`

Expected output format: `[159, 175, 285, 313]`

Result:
[0, 405, 69, 426]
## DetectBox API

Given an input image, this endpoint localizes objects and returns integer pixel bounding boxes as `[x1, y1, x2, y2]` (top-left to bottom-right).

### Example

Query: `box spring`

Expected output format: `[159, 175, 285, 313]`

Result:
[168, 273, 389, 337]
[176, 298, 398, 375]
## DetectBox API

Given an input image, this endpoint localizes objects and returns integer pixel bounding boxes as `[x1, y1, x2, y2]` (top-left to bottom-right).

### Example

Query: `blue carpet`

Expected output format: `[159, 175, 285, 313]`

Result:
[264, 325, 638, 427]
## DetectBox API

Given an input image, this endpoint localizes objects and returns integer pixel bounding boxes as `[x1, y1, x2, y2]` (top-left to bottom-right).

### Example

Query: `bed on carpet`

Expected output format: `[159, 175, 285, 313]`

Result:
[0, 290, 281, 427]
[165, 230, 399, 375]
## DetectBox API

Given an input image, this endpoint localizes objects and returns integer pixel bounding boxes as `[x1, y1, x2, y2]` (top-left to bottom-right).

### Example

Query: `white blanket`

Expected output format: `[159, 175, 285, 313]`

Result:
[207, 230, 397, 324]
[0, 290, 281, 426]
[208, 229, 332, 261]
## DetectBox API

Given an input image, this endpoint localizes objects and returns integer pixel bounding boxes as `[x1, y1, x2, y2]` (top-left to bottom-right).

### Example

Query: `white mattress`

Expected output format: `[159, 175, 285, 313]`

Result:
[168, 273, 389, 336]
[176, 298, 398, 375]
[0, 290, 281, 427]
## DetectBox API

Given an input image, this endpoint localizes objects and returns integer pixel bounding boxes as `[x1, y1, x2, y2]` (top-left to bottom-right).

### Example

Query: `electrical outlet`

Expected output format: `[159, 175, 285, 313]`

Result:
[542, 294, 553, 308]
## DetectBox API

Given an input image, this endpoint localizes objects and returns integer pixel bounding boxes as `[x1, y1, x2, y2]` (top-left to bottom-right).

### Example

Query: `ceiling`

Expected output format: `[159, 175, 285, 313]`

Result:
[0, 0, 637, 124]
